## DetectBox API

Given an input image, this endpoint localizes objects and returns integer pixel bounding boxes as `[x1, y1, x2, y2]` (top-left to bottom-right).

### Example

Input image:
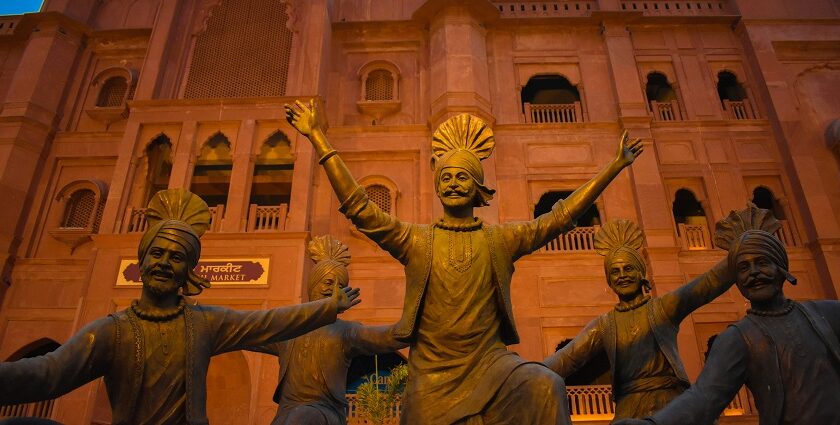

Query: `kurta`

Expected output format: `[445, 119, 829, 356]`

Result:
[339, 187, 573, 424]
[648, 300, 840, 425]
[252, 319, 406, 425]
[544, 262, 732, 422]
[0, 298, 339, 425]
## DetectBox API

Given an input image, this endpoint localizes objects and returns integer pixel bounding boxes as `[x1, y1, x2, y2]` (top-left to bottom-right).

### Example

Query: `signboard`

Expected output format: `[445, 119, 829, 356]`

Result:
[116, 258, 270, 286]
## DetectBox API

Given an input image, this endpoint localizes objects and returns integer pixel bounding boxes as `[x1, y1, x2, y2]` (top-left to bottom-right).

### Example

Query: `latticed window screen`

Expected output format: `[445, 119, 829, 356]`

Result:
[62, 189, 97, 228]
[365, 70, 394, 101]
[97, 77, 128, 107]
[365, 184, 392, 214]
[184, 0, 293, 98]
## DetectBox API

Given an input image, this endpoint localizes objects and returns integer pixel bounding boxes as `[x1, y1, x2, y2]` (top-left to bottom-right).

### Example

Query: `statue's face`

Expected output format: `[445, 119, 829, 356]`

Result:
[436, 167, 478, 210]
[141, 237, 190, 297]
[310, 270, 347, 300]
[607, 258, 644, 298]
[734, 252, 785, 303]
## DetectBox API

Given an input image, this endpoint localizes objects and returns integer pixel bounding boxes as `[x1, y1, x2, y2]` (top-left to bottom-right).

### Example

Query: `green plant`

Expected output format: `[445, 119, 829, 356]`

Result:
[355, 363, 408, 425]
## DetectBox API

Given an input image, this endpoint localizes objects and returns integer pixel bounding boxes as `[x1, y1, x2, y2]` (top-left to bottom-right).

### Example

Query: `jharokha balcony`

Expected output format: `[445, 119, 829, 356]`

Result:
[677, 219, 797, 251]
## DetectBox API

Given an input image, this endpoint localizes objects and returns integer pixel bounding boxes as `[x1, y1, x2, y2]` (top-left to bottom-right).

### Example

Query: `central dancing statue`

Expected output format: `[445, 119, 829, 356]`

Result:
[284, 99, 643, 424]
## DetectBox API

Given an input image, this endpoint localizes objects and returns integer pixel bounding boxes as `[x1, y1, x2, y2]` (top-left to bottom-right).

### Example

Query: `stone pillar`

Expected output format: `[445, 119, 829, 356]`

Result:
[222, 119, 256, 232]
[133, 0, 182, 100]
[412, 0, 499, 127]
[168, 120, 198, 189]
[0, 13, 86, 285]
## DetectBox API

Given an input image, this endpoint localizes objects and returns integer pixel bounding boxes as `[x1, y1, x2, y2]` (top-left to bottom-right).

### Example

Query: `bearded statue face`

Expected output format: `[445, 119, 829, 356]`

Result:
[436, 167, 479, 211]
[734, 252, 786, 303]
[607, 257, 645, 298]
[140, 237, 190, 297]
[309, 270, 348, 301]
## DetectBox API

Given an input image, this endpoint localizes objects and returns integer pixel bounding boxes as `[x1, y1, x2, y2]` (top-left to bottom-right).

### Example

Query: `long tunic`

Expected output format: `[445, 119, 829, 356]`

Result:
[339, 187, 575, 424]
[253, 320, 406, 425]
[544, 262, 732, 422]
[0, 299, 338, 425]
[649, 300, 840, 425]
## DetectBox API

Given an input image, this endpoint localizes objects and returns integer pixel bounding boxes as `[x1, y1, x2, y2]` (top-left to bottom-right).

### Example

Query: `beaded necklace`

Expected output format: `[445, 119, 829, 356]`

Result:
[614, 295, 651, 312]
[434, 217, 483, 232]
[748, 299, 795, 317]
[131, 297, 186, 322]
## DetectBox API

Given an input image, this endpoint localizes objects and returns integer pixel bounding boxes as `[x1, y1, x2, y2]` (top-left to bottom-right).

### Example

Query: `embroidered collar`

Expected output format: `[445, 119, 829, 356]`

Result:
[434, 217, 483, 232]
[615, 295, 651, 312]
[131, 297, 186, 321]
[748, 299, 795, 317]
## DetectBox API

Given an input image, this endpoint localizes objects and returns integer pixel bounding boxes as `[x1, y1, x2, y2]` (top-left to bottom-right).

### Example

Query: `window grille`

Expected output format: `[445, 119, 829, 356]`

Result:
[365, 70, 394, 101]
[365, 184, 392, 214]
[184, 0, 293, 98]
[63, 189, 97, 228]
[97, 77, 128, 107]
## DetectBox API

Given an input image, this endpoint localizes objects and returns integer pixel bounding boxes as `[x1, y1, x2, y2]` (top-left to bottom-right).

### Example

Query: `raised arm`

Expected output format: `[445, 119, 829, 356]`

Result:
[659, 259, 735, 325]
[502, 131, 643, 258]
[286, 99, 358, 203]
[0, 317, 113, 404]
[209, 283, 360, 353]
[543, 318, 604, 378]
[346, 323, 409, 358]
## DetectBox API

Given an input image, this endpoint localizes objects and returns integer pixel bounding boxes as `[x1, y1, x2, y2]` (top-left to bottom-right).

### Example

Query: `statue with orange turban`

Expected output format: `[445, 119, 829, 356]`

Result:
[614, 205, 840, 425]
[285, 99, 643, 424]
[0, 189, 361, 424]
[250, 235, 407, 425]
[543, 220, 735, 422]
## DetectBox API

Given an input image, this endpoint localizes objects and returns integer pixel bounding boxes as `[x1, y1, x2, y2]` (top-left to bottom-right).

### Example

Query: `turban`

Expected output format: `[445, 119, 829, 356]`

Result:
[138, 219, 210, 295]
[433, 149, 495, 207]
[308, 260, 349, 295]
[728, 230, 796, 285]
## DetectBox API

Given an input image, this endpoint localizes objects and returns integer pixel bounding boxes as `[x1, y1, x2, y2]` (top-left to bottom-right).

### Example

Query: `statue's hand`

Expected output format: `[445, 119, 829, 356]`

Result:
[284, 99, 324, 137]
[615, 129, 644, 168]
[332, 281, 361, 314]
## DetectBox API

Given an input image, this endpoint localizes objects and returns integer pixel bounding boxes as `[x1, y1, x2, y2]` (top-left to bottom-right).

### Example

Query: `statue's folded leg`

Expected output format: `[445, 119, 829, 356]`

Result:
[463, 363, 571, 425]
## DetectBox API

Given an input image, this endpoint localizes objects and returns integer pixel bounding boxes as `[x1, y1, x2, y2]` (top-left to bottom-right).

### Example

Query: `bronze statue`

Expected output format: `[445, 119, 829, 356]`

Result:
[543, 220, 735, 422]
[250, 235, 407, 425]
[0, 189, 361, 425]
[284, 99, 643, 424]
[614, 205, 840, 425]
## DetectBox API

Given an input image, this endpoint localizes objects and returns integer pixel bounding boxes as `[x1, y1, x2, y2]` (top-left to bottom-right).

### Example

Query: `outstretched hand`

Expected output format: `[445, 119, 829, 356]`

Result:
[615, 130, 644, 168]
[332, 280, 361, 314]
[284, 99, 324, 137]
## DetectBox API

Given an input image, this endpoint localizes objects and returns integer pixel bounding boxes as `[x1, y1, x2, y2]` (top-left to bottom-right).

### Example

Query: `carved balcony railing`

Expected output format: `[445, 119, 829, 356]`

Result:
[620, 1, 736, 16]
[678, 222, 713, 250]
[524, 102, 583, 124]
[494, 1, 597, 18]
[122, 205, 224, 233]
[346, 393, 401, 425]
[723, 99, 757, 120]
[246, 204, 288, 232]
[651, 100, 683, 121]
[542, 226, 599, 252]
[0, 399, 54, 419]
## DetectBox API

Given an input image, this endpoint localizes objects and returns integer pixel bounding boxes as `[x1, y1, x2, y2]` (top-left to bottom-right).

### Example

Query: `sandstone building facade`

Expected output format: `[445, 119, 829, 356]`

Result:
[0, 0, 838, 423]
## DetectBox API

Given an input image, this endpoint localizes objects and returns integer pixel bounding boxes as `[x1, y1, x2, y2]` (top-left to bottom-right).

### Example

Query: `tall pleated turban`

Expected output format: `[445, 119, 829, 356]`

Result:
[138, 189, 211, 296]
[594, 220, 651, 291]
[307, 235, 351, 297]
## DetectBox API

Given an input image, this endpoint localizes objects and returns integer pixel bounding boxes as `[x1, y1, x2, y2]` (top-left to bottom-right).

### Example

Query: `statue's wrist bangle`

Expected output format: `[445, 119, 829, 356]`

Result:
[318, 149, 338, 164]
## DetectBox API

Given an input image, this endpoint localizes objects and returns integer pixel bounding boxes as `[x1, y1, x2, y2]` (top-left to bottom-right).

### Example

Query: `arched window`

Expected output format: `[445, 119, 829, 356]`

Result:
[96, 76, 128, 107]
[62, 189, 97, 229]
[751, 186, 785, 220]
[365, 69, 395, 101]
[645, 72, 681, 121]
[190, 132, 232, 208]
[521, 75, 582, 123]
[144, 134, 172, 204]
[184, 0, 293, 98]
[250, 131, 293, 207]
[534, 191, 600, 226]
[673, 189, 711, 250]
[717, 71, 755, 119]
[365, 184, 392, 214]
